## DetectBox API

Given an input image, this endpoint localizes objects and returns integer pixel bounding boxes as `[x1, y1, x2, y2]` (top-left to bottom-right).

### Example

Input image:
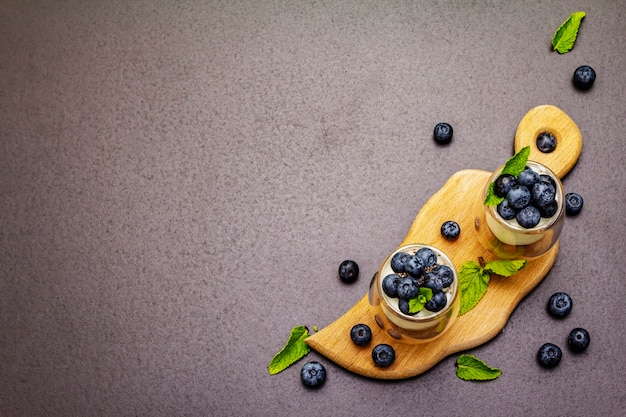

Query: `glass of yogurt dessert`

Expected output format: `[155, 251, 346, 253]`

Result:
[368, 244, 460, 343]
[475, 160, 565, 259]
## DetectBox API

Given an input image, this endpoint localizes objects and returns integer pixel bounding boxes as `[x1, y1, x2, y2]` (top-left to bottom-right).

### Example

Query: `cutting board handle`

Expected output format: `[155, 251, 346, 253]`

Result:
[514, 104, 582, 179]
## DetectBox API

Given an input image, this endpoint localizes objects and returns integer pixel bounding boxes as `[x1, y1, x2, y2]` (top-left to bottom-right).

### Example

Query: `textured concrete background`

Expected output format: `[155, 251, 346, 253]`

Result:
[1, 1, 625, 416]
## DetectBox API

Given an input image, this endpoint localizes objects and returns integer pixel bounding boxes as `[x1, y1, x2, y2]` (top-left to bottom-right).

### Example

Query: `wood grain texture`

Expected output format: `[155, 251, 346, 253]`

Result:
[305, 105, 581, 379]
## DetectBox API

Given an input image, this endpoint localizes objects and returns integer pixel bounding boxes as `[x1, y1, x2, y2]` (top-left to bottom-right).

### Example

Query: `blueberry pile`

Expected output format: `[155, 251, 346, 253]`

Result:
[493, 166, 559, 229]
[382, 247, 454, 315]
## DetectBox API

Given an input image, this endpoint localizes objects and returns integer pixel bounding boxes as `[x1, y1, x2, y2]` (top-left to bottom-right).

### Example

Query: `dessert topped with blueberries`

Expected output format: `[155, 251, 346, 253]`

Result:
[483, 147, 565, 248]
[379, 245, 457, 319]
[492, 163, 561, 230]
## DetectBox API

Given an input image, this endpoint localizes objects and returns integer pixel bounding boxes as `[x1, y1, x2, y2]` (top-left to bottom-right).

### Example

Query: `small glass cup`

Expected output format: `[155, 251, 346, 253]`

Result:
[475, 160, 565, 259]
[368, 244, 460, 343]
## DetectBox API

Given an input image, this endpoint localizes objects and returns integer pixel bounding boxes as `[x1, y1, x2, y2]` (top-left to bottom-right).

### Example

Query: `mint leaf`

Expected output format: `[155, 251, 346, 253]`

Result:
[268, 325, 311, 375]
[459, 258, 528, 315]
[456, 354, 502, 381]
[501, 146, 530, 177]
[552, 12, 586, 54]
[458, 261, 490, 315]
[484, 259, 527, 277]
[484, 146, 530, 206]
[409, 287, 433, 313]
[483, 182, 504, 206]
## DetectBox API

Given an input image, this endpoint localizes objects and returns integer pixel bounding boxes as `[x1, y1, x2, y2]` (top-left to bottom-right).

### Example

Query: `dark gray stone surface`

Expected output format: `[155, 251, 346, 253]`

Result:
[1, 1, 625, 416]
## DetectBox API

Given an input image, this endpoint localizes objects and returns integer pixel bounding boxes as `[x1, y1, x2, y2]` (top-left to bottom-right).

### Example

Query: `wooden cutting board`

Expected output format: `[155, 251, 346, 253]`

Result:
[305, 105, 582, 379]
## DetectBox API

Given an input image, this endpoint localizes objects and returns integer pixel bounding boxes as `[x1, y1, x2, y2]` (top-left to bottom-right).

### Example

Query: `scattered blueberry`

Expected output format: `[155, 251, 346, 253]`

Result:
[536, 132, 557, 153]
[565, 193, 584, 216]
[516, 205, 541, 229]
[433, 122, 453, 145]
[390, 252, 410, 273]
[441, 220, 461, 241]
[382, 274, 402, 298]
[415, 247, 437, 268]
[396, 276, 419, 299]
[424, 291, 447, 312]
[301, 361, 326, 388]
[350, 324, 372, 346]
[537, 343, 562, 369]
[516, 167, 540, 187]
[507, 184, 532, 210]
[547, 292, 573, 318]
[338, 260, 359, 283]
[568, 328, 590, 353]
[372, 344, 395, 367]
[494, 174, 517, 197]
[573, 65, 596, 90]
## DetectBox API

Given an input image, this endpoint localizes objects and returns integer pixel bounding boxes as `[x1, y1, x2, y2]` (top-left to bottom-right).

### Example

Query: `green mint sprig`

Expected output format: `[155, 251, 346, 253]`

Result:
[268, 325, 312, 375]
[483, 146, 530, 206]
[456, 354, 502, 381]
[408, 287, 433, 314]
[552, 11, 586, 54]
[458, 258, 527, 315]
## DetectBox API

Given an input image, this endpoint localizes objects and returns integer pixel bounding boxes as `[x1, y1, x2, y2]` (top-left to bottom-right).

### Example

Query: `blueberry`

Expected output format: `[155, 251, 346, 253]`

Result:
[536, 132, 557, 153]
[539, 174, 557, 190]
[532, 181, 556, 208]
[516, 205, 541, 228]
[573, 65, 596, 90]
[415, 247, 437, 268]
[382, 274, 401, 298]
[396, 276, 419, 299]
[494, 174, 517, 197]
[404, 256, 425, 278]
[429, 264, 454, 288]
[398, 298, 413, 315]
[390, 251, 410, 274]
[547, 292, 573, 318]
[338, 260, 359, 283]
[538, 200, 559, 218]
[424, 291, 447, 312]
[423, 272, 444, 293]
[300, 361, 326, 388]
[506, 184, 531, 210]
[537, 343, 562, 369]
[565, 192, 584, 216]
[441, 220, 460, 241]
[372, 344, 395, 367]
[497, 199, 517, 220]
[433, 122, 453, 145]
[568, 328, 590, 353]
[516, 167, 539, 187]
[350, 324, 372, 346]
